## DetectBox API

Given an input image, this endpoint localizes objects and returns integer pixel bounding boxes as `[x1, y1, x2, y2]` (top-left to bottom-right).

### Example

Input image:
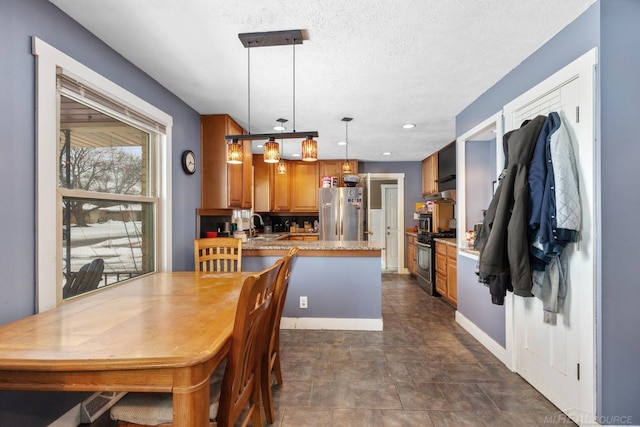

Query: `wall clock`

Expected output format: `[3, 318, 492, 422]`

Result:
[181, 150, 196, 175]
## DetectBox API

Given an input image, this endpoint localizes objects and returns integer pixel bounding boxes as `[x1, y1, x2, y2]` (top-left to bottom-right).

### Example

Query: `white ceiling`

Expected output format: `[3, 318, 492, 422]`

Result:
[50, 0, 596, 162]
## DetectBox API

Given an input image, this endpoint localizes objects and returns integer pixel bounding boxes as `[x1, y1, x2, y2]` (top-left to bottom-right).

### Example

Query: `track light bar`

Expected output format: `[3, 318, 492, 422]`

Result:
[225, 131, 318, 141]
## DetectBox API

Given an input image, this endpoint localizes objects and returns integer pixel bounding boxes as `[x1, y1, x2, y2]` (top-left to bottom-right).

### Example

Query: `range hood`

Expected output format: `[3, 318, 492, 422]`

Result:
[424, 189, 456, 203]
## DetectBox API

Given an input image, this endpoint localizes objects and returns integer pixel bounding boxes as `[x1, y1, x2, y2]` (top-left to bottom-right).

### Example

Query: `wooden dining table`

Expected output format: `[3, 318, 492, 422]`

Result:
[0, 271, 253, 427]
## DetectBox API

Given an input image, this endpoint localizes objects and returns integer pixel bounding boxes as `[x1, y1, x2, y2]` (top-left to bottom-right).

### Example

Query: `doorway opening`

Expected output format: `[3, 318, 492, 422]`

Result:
[360, 173, 405, 273]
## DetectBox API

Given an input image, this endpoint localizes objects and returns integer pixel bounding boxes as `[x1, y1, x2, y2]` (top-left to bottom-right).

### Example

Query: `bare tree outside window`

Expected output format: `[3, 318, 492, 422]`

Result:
[59, 95, 155, 298]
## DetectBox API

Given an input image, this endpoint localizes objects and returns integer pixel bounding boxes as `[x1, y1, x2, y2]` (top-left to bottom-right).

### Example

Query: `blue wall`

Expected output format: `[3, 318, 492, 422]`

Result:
[598, 0, 640, 419]
[0, 0, 201, 423]
[457, 1, 640, 421]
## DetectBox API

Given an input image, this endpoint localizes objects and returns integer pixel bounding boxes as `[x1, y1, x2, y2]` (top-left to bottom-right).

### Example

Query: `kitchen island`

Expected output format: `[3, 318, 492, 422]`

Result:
[242, 237, 383, 331]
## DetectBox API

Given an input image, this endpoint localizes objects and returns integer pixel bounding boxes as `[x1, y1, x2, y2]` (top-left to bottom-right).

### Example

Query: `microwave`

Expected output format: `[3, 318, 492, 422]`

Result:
[417, 213, 432, 233]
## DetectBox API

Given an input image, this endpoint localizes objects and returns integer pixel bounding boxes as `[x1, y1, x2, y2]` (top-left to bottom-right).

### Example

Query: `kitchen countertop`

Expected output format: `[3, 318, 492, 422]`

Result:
[434, 237, 457, 246]
[242, 234, 382, 257]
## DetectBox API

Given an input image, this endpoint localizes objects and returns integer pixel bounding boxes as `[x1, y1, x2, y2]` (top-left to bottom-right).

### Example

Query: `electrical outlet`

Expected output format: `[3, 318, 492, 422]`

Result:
[299, 296, 308, 309]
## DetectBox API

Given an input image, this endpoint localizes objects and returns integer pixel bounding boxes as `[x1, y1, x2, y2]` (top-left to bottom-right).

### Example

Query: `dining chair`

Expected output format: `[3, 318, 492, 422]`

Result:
[194, 237, 242, 272]
[261, 247, 299, 424]
[110, 259, 284, 427]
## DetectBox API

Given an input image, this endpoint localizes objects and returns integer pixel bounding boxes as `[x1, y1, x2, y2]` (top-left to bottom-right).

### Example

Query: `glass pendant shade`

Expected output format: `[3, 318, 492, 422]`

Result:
[227, 141, 243, 164]
[263, 139, 280, 163]
[341, 161, 352, 174]
[277, 161, 287, 174]
[301, 136, 318, 162]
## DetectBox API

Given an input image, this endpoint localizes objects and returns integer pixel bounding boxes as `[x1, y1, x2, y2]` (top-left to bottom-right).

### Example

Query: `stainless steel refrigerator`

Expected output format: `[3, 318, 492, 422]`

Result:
[318, 187, 365, 241]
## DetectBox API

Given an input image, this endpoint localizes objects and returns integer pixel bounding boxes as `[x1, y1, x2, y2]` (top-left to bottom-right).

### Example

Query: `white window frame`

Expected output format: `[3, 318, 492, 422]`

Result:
[33, 37, 173, 312]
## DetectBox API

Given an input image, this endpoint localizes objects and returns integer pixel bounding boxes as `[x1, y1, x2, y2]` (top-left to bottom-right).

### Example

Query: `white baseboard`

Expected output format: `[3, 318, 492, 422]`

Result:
[455, 311, 511, 369]
[281, 317, 383, 331]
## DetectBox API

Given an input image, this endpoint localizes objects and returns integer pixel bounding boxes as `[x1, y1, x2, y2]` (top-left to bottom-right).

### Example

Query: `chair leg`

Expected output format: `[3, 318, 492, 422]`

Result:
[262, 355, 276, 424]
[273, 352, 284, 386]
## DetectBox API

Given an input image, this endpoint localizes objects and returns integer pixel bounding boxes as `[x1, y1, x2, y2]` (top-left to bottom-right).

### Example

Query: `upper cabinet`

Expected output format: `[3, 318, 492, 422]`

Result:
[421, 153, 438, 196]
[200, 114, 252, 210]
[319, 160, 359, 187]
[290, 161, 319, 212]
[255, 158, 356, 213]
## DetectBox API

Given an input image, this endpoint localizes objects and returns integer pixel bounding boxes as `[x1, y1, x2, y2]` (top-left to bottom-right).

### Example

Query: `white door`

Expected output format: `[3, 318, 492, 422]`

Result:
[382, 184, 398, 269]
[504, 49, 596, 422]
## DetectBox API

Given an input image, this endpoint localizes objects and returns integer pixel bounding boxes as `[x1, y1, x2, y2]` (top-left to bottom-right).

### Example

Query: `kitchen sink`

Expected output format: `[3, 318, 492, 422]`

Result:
[247, 234, 282, 242]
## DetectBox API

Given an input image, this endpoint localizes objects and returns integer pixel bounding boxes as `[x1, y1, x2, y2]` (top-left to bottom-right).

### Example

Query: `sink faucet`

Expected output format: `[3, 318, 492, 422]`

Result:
[250, 213, 264, 238]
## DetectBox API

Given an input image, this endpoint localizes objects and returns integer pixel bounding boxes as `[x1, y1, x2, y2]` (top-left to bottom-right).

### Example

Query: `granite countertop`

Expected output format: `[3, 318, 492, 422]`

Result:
[434, 237, 457, 246]
[242, 234, 382, 251]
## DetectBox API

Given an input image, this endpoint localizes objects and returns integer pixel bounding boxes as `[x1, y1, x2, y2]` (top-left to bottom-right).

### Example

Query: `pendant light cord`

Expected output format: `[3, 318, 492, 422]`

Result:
[247, 44, 251, 134]
[292, 40, 296, 132]
[345, 121, 349, 161]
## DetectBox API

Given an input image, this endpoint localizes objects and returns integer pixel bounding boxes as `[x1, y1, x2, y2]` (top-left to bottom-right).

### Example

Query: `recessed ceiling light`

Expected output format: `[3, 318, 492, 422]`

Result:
[292, 153, 300, 157]
[337, 141, 347, 146]
[256, 144, 264, 148]
[402, 123, 416, 129]
[273, 125, 286, 131]
[382, 152, 392, 156]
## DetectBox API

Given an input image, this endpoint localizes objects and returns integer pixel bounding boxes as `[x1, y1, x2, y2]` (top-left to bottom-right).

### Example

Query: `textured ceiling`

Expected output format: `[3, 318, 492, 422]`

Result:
[50, 0, 596, 162]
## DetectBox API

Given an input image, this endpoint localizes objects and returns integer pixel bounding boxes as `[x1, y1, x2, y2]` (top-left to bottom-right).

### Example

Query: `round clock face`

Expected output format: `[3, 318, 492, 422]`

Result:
[182, 150, 196, 174]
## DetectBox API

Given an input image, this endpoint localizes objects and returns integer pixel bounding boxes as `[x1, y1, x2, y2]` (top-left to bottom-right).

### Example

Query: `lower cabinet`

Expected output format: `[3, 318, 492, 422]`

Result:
[435, 241, 457, 307]
[287, 235, 319, 241]
[406, 233, 417, 276]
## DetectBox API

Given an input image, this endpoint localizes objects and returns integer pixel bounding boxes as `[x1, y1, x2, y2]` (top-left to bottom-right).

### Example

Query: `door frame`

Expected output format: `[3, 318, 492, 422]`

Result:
[360, 173, 406, 273]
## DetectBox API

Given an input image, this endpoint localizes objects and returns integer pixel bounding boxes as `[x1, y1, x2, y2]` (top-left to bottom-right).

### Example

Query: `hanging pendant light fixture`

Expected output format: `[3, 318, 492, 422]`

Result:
[224, 30, 319, 155]
[277, 118, 288, 174]
[341, 117, 353, 173]
[227, 140, 243, 164]
[263, 138, 280, 163]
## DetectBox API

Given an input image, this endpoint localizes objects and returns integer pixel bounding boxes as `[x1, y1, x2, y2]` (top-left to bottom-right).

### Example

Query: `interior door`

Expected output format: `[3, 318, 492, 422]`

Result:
[382, 184, 398, 269]
[504, 49, 596, 421]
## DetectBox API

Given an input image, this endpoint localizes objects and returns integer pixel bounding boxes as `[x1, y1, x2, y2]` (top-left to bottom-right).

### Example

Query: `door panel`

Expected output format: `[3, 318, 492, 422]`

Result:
[504, 49, 596, 420]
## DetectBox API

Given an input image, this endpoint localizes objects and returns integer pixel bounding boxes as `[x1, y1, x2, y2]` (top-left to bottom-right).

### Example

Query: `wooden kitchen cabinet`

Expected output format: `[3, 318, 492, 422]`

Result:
[287, 235, 319, 241]
[290, 161, 319, 212]
[435, 241, 457, 307]
[421, 153, 438, 196]
[318, 160, 359, 187]
[269, 161, 291, 212]
[446, 244, 458, 306]
[200, 114, 251, 210]
[253, 154, 270, 212]
[406, 233, 417, 276]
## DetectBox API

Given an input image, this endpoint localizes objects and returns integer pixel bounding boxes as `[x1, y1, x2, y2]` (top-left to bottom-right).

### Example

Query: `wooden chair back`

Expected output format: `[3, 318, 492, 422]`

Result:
[194, 238, 242, 272]
[110, 260, 283, 427]
[216, 258, 284, 427]
[261, 247, 299, 423]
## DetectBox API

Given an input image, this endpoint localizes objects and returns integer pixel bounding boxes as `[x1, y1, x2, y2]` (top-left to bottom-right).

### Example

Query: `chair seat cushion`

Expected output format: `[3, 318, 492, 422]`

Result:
[110, 363, 224, 424]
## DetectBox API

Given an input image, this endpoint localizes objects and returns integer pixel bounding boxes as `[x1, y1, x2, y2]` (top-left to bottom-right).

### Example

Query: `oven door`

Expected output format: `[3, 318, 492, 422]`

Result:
[416, 241, 436, 296]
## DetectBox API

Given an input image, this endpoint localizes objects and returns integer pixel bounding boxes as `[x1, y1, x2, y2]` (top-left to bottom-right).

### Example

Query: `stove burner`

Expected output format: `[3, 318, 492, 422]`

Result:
[417, 231, 456, 244]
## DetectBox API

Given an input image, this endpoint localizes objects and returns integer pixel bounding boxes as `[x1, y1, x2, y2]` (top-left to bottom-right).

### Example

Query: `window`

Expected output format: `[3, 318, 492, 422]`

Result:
[34, 38, 173, 311]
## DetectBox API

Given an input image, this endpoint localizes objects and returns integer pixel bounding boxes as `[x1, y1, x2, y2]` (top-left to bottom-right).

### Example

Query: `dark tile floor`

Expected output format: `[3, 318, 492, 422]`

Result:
[91, 273, 574, 426]
[268, 273, 575, 426]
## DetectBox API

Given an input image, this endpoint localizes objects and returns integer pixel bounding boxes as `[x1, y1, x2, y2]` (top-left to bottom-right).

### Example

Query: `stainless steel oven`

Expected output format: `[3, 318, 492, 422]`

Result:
[416, 240, 435, 295]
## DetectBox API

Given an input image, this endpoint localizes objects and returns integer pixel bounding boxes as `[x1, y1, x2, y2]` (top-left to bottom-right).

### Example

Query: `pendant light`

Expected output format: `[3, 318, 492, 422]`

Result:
[277, 118, 288, 174]
[227, 140, 243, 164]
[341, 117, 353, 173]
[227, 41, 253, 164]
[224, 30, 319, 153]
[291, 39, 317, 161]
[263, 138, 280, 163]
